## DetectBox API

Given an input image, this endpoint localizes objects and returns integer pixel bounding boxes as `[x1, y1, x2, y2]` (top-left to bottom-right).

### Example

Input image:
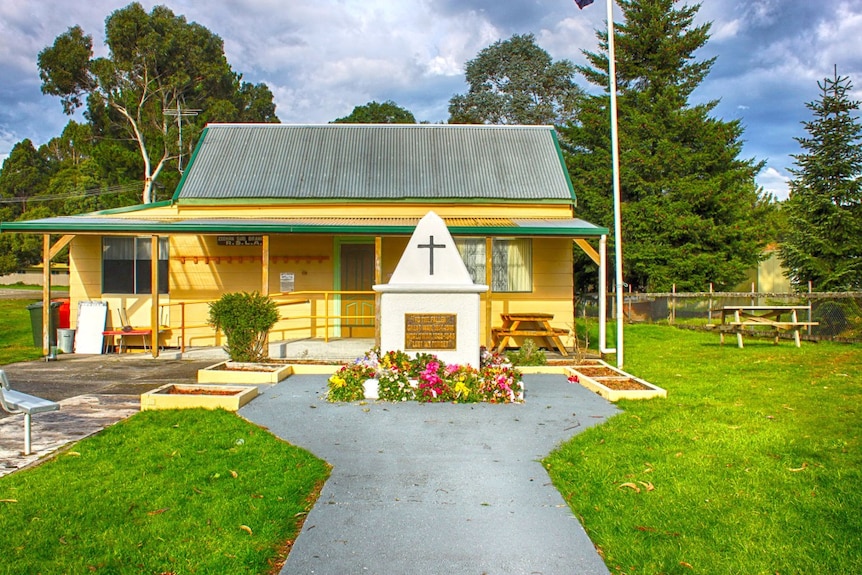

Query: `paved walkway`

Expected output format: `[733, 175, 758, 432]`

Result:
[0, 394, 139, 477]
[241, 374, 618, 575]
[1, 345, 617, 573]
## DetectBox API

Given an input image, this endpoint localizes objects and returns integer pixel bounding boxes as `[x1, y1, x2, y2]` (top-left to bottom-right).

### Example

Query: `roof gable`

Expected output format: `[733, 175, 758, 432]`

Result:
[174, 124, 576, 204]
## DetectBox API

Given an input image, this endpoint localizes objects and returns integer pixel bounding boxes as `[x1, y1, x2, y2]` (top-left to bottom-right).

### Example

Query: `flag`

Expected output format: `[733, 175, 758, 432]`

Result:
[574, 0, 594, 8]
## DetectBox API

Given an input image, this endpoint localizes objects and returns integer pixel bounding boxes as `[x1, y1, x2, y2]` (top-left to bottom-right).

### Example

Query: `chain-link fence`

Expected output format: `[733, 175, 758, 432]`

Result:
[578, 291, 862, 342]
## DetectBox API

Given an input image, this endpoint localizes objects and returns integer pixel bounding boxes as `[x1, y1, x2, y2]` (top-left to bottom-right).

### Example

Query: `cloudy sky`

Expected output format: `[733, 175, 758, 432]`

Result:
[2, 0, 861, 200]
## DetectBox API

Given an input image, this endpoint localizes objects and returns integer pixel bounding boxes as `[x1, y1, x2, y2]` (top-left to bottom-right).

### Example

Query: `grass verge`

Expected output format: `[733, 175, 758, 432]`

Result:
[0, 298, 44, 364]
[545, 324, 862, 574]
[0, 408, 330, 574]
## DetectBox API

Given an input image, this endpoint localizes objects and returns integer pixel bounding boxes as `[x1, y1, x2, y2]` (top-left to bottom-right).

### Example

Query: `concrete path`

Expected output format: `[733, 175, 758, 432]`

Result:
[0, 394, 139, 477]
[241, 374, 618, 575]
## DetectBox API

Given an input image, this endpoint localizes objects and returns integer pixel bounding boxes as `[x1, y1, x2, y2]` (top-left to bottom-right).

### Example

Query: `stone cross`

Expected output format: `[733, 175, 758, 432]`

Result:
[418, 235, 446, 275]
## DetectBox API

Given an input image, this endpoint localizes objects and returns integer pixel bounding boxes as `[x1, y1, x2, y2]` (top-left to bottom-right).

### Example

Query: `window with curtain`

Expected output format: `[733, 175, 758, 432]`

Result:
[102, 237, 169, 294]
[455, 238, 532, 292]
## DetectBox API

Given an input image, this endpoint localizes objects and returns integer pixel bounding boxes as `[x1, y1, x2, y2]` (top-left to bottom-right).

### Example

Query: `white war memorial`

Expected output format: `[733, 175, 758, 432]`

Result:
[374, 211, 488, 367]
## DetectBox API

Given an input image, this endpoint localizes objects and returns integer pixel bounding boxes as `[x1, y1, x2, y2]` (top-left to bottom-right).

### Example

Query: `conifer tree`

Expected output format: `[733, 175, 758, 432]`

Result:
[560, 0, 773, 291]
[779, 70, 862, 291]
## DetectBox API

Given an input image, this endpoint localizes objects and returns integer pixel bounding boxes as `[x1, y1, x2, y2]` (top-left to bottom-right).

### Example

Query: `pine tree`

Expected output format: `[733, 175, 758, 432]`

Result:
[560, 0, 773, 291]
[779, 69, 862, 291]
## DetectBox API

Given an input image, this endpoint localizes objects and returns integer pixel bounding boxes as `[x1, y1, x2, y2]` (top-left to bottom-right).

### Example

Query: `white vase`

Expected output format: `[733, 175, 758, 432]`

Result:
[363, 378, 380, 399]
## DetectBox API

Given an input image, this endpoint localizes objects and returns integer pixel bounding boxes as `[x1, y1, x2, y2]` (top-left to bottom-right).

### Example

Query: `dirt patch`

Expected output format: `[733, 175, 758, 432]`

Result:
[571, 366, 620, 378]
[211, 363, 283, 372]
[163, 386, 241, 396]
[546, 358, 602, 366]
[591, 377, 651, 391]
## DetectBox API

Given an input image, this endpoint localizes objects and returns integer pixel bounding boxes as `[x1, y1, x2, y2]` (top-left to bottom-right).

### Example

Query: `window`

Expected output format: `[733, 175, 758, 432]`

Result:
[102, 237, 169, 294]
[455, 238, 532, 292]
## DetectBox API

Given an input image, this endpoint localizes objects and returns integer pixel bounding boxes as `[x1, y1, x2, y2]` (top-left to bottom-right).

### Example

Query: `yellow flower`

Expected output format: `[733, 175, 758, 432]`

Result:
[454, 381, 469, 396]
[329, 375, 346, 388]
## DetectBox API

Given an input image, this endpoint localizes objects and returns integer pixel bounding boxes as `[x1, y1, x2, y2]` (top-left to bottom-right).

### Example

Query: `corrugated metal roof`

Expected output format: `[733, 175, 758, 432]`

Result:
[175, 124, 576, 203]
[0, 215, 607, 237]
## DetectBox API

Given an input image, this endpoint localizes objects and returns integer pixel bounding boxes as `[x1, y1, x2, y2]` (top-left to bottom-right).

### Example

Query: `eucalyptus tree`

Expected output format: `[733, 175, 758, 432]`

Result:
[448, 33, 581, 126]
[38, 3, 278, 204]
[333, 100, 417, 123]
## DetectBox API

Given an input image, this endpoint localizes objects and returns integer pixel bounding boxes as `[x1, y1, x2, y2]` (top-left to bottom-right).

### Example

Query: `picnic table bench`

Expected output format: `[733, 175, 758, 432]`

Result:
[0, 369, 59, 455]
[491, 312, 569, 357]
[716, 306, 818, 348]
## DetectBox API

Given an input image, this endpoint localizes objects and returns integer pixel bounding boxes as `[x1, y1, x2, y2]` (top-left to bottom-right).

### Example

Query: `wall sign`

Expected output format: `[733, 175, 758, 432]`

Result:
[404, 313, 457, 350]
[217, 235, 263, 246]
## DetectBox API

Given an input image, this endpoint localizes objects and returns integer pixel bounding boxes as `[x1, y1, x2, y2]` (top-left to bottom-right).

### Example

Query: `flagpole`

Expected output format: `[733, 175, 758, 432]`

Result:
[605, 0, 624, 368]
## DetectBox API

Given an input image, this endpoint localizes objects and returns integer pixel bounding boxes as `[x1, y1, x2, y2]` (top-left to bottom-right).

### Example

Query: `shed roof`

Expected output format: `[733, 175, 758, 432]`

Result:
[175, 124, 576, 204]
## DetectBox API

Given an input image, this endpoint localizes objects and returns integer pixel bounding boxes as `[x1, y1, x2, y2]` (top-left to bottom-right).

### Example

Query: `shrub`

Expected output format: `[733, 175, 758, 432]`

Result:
[505, 338, 547, 366]
[207, 291, 279, 362]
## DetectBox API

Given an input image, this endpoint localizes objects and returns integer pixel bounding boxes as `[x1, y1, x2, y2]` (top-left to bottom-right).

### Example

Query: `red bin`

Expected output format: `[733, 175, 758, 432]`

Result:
[54, 298, 71, 329]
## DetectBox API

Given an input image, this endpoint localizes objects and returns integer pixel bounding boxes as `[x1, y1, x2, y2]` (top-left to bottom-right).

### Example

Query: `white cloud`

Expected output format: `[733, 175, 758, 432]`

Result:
[1, 0, 861, 169]
[710, 19, 742, 41]
[757, 166, 791, 201]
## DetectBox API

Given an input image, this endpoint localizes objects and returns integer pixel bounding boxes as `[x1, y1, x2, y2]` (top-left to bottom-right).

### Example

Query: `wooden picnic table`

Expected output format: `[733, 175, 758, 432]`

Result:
[718, 305, 818, 348]
[491, 312, 569, 357]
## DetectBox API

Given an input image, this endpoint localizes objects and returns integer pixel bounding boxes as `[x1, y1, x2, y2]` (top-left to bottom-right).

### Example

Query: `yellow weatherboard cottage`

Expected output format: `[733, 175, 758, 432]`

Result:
[1, 124, 609, 357]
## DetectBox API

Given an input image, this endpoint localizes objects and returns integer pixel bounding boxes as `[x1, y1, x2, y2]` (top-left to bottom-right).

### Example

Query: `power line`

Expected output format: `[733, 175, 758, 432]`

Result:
[0, 182, 143, 205]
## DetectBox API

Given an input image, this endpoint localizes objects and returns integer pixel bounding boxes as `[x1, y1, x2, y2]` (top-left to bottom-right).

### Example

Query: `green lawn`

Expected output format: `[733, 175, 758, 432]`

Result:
[0, 298, 44, 364]
[546, 324, 862, 574]
[0, 409, 329, 574]
[1, 298, 330, 574]
[3, 303, 860, 573]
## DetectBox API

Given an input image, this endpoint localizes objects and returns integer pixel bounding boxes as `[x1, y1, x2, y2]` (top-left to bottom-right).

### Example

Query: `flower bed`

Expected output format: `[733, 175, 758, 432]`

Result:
[565, 360, 666, 402]
[197, 361, 293, 384]
[141, 383, 258, 411]
[327, 348, 523, 403]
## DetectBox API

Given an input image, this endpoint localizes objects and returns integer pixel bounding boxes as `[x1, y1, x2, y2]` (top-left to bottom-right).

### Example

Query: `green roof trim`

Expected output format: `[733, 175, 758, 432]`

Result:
[85, 200, 174, 216]
[174, 196, 574, 207]
[550, 129, 578, 205]
[0, 216, 608, 237]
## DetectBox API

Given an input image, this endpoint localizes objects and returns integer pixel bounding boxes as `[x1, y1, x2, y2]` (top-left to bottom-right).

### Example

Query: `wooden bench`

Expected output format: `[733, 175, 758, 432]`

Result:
[0, 369, 60, 455]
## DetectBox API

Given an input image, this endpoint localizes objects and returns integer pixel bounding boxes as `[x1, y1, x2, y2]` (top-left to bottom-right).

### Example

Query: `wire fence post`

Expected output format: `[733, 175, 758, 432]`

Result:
[708, 283, 714, 324]
[628, 283, 633, 323]
[808, 280, 813, 336]
[671, 283, 676, 324]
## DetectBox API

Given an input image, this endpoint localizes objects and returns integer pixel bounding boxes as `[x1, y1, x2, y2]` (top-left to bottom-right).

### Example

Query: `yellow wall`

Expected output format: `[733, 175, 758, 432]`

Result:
[485, 237, 575, 347]
[68, 232, 580, 350]
[69, 236, 172, 344]
[65, 201, 583, 351]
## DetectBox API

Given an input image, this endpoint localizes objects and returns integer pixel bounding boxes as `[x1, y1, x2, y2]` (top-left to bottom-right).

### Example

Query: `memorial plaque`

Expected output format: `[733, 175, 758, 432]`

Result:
[404, 313, 457, 350]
